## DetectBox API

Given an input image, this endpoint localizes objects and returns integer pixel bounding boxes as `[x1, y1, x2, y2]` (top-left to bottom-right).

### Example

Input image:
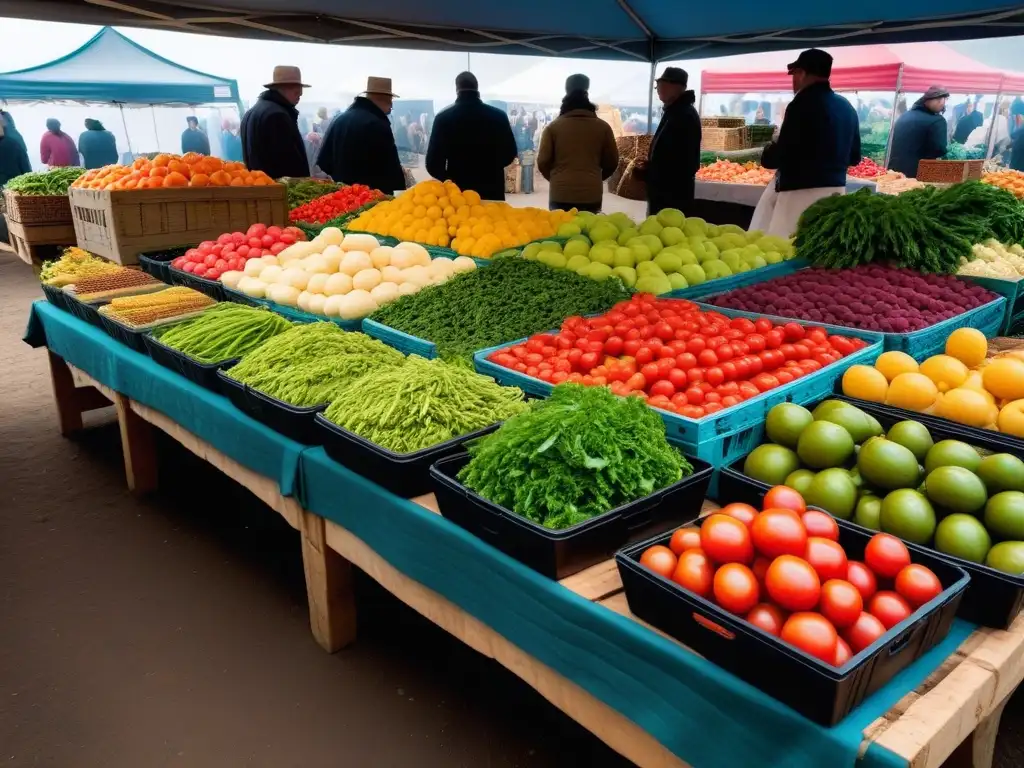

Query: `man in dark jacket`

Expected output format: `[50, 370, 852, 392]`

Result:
[953, 99, 983, 145]
[241, 66, 310, 179]
[426, 72, 518, 200]
[317, 77, 406, 194]
[888, 86, 950, 177]
[78, 118, 119, 170]
[181, 116, 211, 155]
[751, 49, 861, 237]
[0, 110, 31, 186]
[641, 67, 701, 216]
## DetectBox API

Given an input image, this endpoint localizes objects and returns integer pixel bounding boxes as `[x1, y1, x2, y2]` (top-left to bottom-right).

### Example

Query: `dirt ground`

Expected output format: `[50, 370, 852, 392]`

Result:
[1, 250, 1022, 768]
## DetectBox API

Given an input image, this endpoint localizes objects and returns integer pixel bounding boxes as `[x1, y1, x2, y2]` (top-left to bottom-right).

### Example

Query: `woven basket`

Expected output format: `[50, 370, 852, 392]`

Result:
[701, 127, 750, 152]
[616, 135, 653, 162]
[915, 159, 984, 183]
[615, 159, 647, 201]
[701, 116, 746, 129]
[608, 157, 629, 192]
[3, 189, 72, 226]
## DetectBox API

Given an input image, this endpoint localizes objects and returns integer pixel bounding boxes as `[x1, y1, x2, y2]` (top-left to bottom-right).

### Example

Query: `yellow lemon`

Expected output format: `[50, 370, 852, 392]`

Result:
[983, 358, 1024, 401]
[935, 387, 997, 428]
[998, 399, 1024, 437]
[919, 354, 969, 392]
[885, 372, 938, 412]
[945, 327, 987, 368]
[841, 365, 889, 402]
[875, 351, 919, 382]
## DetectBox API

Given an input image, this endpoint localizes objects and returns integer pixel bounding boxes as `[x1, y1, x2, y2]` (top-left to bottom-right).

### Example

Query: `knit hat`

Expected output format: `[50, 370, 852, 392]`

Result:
[565, 74, 590, 94]
[923, 85, 951, 100]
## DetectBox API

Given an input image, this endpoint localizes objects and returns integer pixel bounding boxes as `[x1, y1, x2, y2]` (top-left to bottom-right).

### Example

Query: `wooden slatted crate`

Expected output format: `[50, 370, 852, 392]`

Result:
[701, 127, 750, 152]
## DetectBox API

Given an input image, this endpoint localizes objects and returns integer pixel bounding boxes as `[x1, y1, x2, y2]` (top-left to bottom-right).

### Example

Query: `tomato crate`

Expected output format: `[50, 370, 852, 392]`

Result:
[431, 452, 714, 579]
[615, 482, 969, 725]
[666, 258, 807, 301]
[960, 275, 1024, 334]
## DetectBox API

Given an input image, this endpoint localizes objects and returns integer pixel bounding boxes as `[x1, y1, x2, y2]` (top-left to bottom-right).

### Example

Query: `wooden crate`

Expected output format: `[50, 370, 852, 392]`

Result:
[701, 127, 750, 152]
[3, 188, 73, 226]
[701, 116, 745, 128]
[916, 159, 984, 183]
[5, 218, 73, 270]
[69, 184, 288, 266]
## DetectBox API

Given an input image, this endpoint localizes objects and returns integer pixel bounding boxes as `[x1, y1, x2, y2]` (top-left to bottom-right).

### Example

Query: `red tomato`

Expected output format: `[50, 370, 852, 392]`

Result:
[650, 380, 676, 398]
[705, 366, 725, 386]
[700, 514, 754, 564]
[894, 564, 943, 608]
[805, 537, 848, 582]
[751, 555, 772, 589]
[766, 555, 821, 612]
[801, 510, 839, 541]
[781, 612, 838, 663]
[672, 549, 714, 598]
[751, 509, 808, 559]
[686, 337, 707, 355]
[675, 352, 697, 370]
[864, 534, 911, 579]
[604, 336, 624, 357]
[819, 579, 864, 628]
[667, 368, 689, 390]
[713, 563, 760, 614]
[846, 561, 878, 601]
[193, 263, 208, 276]
[834, 637, 852, 666]
[868, 591, 913, 629]
[719, 502, 758, 529]
[746, 603, 786, 636]
[669, 527, 702, 555]
[763, 486, 807, 515]
[639, 545, 677, 578]
[843, 611, 886, 653]
[181, 261, 196, 273]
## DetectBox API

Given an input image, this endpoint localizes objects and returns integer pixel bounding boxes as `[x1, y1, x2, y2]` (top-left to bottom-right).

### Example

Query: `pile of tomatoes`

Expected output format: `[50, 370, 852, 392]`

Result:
[288, 184, 386, 224]
[847, 158, 889, 179]
[487, 294, 868, 419]
[170, 223, 306, 281]
[638, 487, 945, 667]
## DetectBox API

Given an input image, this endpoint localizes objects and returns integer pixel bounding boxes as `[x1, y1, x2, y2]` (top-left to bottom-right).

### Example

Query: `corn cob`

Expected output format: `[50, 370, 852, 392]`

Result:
[99, 287, 215, 327]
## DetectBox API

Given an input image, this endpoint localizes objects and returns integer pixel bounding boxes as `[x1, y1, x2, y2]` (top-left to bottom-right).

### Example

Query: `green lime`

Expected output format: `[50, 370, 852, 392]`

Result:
[986, 541, 1024, 575]
[744, 444, 801, 486]
[857, 437, 921, 490]
[923, 466, 988, 515]
[784, 469, 816, 496]
[924, 440, 981, 475]
[977, 454, 1024, 495]
[797, 421, 855, 469]
[984, 491, 1024, 541]
[805, 468, 858, 519]
[864, 414, 885, 440]
[820, 406, 877, 444]
[811, 399, 851, 420]
[880, 489, 936, 544]
[765, 403, 813, 449]
[934, 514, 992, 563]
[854, 495, 882, 530]
[886, 420, 935, 463]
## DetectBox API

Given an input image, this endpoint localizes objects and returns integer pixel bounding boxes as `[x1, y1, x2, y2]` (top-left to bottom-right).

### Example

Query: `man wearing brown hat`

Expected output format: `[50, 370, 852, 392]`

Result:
[888, 85, 950, 177]
[317, 77, 405, 193]
[640, 66, 701, 217]
[240, 66, 310, 179]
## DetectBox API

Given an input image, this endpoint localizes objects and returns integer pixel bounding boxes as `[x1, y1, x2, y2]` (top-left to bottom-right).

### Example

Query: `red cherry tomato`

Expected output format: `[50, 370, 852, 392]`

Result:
[846, 561, 878, 602]
[864, 533, 911, 579]
[868, 590, 913, 629]
[763, 485, 807, 515]
[713, 563, 761, 614]
[700, 514, 754, 564]
[894, 564, 943, 608]
[639, 545, 677, 578]
[669, 527, 702, 555]
[819, 579, 864, 629]
[751, 509, 808, 559]
[672, 549, 714, 598]
[719, 502, 759, 529]
[843, 611, 887, 653]
[650, 380, 676, 399]
[801, 510, 839, 541]
[804, 537, 849, 582]
[766, 555, 821, 612]
[781, 612, 838, 663]
[746, 603, 786, 636]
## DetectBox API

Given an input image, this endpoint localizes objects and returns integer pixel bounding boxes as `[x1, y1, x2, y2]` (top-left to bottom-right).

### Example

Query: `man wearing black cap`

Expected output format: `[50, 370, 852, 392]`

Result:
[751, 49, 861, 237]
[888, 86, 950, 177]
[639, 66, 701, 217]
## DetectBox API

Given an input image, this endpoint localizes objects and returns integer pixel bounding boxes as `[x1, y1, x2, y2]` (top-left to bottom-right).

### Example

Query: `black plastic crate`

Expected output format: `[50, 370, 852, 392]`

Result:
[40, 282, 71, 312]
[142, 334, 238, 392]
[316, 415, 501, 498]
[138, 246, 191, 284]
[97, 312, 150, 352]
[431, 453, 714, 579]
[722, 394, 1024, 629]
[233, 386, 326, 445]
[616, 481, 969, 726]
[168, 264, 227, 301]
[66, 294, 105, 328]
[215, 367, 250, 414]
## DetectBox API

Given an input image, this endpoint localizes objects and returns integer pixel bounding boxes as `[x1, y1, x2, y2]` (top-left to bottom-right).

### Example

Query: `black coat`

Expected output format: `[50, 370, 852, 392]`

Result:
[240, 90, 309, 179]
[1010, 127, 1024, 172]
[426, 91, 518, 200]
[181, 128, 210, 155]
[645, 92, 701, 212]
[317, 98, 405, 193]
[888, 100, 948, 177]
[953, 110, 983, 145]
[761, 82, 860, 191]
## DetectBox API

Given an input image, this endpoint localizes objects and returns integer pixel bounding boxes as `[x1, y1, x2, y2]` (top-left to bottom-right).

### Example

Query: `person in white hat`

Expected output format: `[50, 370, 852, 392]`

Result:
[240, 66, 310, 179]
[317, 77, 406, 193]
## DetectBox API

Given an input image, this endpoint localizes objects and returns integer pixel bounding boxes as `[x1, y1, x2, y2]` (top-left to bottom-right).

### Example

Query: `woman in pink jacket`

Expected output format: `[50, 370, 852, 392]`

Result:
[39, 119, 80, 167]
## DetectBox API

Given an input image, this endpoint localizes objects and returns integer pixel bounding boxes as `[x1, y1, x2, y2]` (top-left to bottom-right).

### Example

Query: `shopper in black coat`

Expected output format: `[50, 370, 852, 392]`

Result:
[888, 86, 950, 177]
[240, 66, 310, 179]
[317, 77, 406, 194]
[641, 67, 702, 216]
[425, 73, 517, 201]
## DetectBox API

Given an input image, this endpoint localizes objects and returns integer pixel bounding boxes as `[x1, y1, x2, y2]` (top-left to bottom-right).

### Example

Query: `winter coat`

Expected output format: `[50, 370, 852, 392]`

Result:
[221, 131, 243, 162]
[1010, 127, 1024, 172]
[426, 91, 518, 201]
[40, 131, 79, 167]
[536, 108, 618, 206]
[317, 98, 405, 193]
[761, 82, 860, 191]
[889, 99, 948, 177]
[181, 128, 211, 156]
[953, 110, 983, 145]
[645, 92, 701, 213]
[240, 89, 309, 179]
[0, 135, 31, 186]
[78, 128, 118, 169]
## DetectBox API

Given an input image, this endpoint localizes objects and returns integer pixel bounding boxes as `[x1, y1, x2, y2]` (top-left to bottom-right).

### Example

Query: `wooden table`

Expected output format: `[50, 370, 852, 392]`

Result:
[47, 352, 1024, 768]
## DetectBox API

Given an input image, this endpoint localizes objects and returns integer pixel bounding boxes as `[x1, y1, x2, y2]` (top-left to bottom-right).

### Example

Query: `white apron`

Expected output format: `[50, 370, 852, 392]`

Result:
[750, 184, 846, 237]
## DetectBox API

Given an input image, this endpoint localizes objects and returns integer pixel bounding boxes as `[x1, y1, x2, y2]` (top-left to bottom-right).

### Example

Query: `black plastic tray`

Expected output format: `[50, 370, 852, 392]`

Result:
[215, 367, 249, 413]
[98, 312, 150, 352]
[168, 264, 227, 301]
[316, 415, 501, 498]
[721, 394, 1024, 629]
[431, 452, 715, 579]
[65, 293, 104, 328]
[142, 334, 238, 392]
[616, 480, 969, 726]
[40, 282, 71, 312]
[138, 246, 190, 284]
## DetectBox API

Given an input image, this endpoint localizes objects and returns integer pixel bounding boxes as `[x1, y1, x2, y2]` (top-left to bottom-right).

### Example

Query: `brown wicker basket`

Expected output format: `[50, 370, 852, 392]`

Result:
[701, 127, 750, 152]
[616, 135, 653, 162]
[3, 189, 72, 226]
[915, 159, 984, 183]
[701, 116, 746, 129]
[615, 159, 647, 201]
[608, 157, 629, 192]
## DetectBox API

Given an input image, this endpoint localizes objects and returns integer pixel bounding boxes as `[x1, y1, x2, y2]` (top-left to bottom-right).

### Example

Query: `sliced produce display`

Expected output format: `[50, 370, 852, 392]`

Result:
[841, 329, 1024, 436]
[322, 355, 528, 453]
[71, 153, 276, 190]
[457, 384, 693, 530]
[224, 229, 476, 321]
[98, 286, 215, 327]
[152, 303, 292, 363]
[70, 269, 163, 301]
[288, 184, 386, 224]
[368, 257, 629, 362]
[982, 169, 1024, 199]
[4, 167, 84, 195]
[171, 224, 307, 281]
[959, 240, 1024, 280]
[226, 323, 404, 406]
[520, 208, 795, 294]
[637, 490, 945, 664]
[696, 160, 775, 185]
[284, 178, 344, 210]
[40, 247, 122, 287]
[348, 179, 573, 257]
[709, 265, 997, 333]
[741, 399, 1024, 575]
[486, 294, 868, 418]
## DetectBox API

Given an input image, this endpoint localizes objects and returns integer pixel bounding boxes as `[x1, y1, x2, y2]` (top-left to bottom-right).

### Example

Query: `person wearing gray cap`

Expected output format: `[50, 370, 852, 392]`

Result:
[536, 74, 619, 212]
[888, 85, 950, 177]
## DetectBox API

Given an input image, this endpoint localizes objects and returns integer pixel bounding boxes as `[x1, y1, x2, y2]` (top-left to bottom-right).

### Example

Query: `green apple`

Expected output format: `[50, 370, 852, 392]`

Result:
[589, 222, 619, 243]
[660, 226, 685, 247]
[668, 273, 689, 291]
[682, 217, 708, 237]
[612, 266, 637, 287]
[630, 243, 653, 263]
[639, 234, 663, 256]
[613, 247, 635, 268]
[654, 252, 683, 273]
[635, 273, 673, 295]
[563, 239, 590, 258]
[589, 244, 616, 266]
[566, 254, 591, 272]
[557, 223, 581, 238]
[676, 249, 697, 265]
[638, 216, 663, 237]
[522, 243, 543, 260]
[539, 240, 563, 252]
[636, 261, 664, 276]
[538, 251, 567, 269]
[617, 227, 640, 246]
[585, 262, 613, 280]
[763, 251, 783, 264]
[656, 208, 685, 229]
[680, 264, 705, 285]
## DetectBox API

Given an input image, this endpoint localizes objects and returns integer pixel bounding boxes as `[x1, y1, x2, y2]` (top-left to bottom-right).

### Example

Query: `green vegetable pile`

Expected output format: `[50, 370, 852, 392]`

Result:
[227, 322, 404, 406]
[943, 142, 986, 161]
[457, 384, 692, 530]
[284, 178, 344, 210]
[152, 303, 292, 363]
[368, 258, 631, 363]
[322, 355, 528, 453]
[4, 167, 84, 195]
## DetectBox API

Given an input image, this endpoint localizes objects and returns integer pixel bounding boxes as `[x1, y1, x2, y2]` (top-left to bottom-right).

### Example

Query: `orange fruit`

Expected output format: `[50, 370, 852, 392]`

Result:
[841, 365, 888, 402]
[150, 166, 169, 178]
[152, 153, 172, 167]
[190, 173, 210, 187]
[875, 351, 919, 382]
[919, 355, 969, 392]
[209, 170, 232, 186]
[945, 328, 987, 368]
[229, 176, 244, 186]
[886, 372, 939, 411]
[163, 172, 189, 187]
[983, 358, 1024, 400]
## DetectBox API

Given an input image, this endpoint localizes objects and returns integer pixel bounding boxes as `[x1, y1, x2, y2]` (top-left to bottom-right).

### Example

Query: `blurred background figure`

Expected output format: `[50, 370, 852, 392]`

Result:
[221, 119, 243, 162]
[953, 97, 983, 144]
[78, 118, 118, 169]
[39, 118, 79, 167]
[181, 115, 210, 155]
[0, 109, 32, 185]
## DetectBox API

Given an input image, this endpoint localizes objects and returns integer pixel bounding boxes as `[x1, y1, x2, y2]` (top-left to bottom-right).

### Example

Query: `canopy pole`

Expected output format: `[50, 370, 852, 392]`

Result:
[118, 104, 134, 158]
[984, 90, 1004, 161]
[646, 61, 656, 134]
[150, 106, 160, 154]
[883, 64, 904, 168]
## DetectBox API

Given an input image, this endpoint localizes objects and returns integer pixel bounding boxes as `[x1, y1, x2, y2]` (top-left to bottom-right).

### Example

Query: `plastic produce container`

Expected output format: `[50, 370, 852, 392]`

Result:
[361, 318, 437, 359]
[242, 387, 326, 445]
[137, 246, 189, 284]
[40, 282, 71, 312]
[961, 275, 1024, 335]
[616, 483, 969, 725]
[142, 334, 238, 392]
[168, 264, 227, 302]
[666, 257, 807, 301]
[65, 294, 105, 328]
[215, 366, 249, 414]
[431, 452, 714, 579]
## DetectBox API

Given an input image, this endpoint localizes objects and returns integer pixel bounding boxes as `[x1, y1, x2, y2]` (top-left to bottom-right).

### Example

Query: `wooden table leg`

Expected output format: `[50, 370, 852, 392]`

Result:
[944, 697, 1010, 768]
[300, 510, 356, 653]
[113, 393, 158, 495]
[48, 351, 85, 436]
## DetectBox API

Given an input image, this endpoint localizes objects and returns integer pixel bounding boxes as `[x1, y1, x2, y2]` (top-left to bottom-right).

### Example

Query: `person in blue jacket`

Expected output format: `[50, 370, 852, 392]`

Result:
[78, 119, 119, 169]
[888, 86, 949, 177]
[181, 116, 211, 155]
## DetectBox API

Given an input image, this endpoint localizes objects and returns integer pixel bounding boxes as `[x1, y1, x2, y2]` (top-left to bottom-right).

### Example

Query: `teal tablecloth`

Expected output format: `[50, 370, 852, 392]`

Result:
[26, 299, 976, 768]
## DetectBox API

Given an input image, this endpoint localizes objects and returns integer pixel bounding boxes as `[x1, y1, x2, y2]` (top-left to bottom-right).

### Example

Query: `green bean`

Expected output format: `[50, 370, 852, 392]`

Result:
[153, 304, 291, 363]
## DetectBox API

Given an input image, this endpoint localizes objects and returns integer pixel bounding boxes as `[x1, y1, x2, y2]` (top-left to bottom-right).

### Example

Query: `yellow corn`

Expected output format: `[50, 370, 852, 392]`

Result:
[101, 287, 215, 327]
